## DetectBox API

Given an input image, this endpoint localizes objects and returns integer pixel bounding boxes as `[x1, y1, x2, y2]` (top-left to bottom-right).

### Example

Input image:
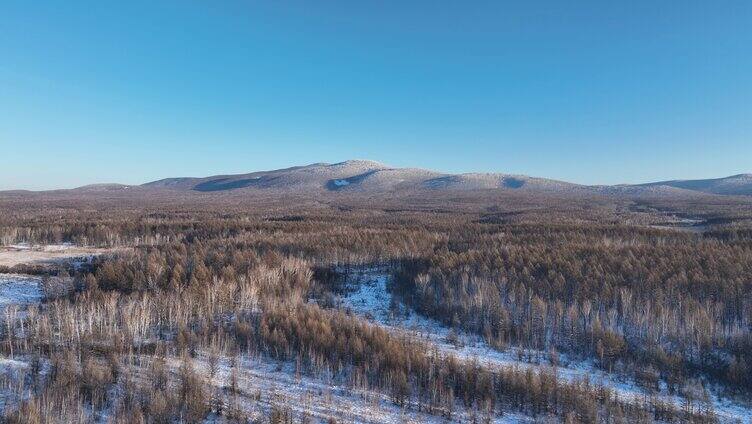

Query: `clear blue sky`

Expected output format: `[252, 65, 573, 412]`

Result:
[1, 1, 750, 190]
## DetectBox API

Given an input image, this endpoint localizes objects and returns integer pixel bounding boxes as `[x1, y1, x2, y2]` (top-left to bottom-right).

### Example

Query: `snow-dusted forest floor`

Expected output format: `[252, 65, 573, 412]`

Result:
[0, 274, 42, 308]
[337, 266, 752, 423]
[0, 270, 534, 423]
[1, 265, 750, 422]
[136, 353, 532, 424]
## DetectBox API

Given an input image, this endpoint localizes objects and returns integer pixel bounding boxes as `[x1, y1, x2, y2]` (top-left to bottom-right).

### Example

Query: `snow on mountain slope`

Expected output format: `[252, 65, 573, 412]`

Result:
[638, 174, 752, 196]
[88, 159, 750, 197]
[329, 168, 442, 191]
[142, 160, 389, 192]
[140, 160, 587, 195]
[424, 173, 582, 191]
[4, 158, 749, 198]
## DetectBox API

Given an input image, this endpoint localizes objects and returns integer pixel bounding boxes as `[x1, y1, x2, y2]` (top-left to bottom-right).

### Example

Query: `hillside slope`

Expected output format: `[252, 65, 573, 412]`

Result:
[139, 160, 750, 198]
[3, 160, 750, 200]
[638, 174, 752, 196]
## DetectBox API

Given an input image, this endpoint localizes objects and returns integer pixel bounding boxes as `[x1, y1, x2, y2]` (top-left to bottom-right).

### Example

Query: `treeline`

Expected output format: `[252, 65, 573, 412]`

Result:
[0, 214, 440, 264]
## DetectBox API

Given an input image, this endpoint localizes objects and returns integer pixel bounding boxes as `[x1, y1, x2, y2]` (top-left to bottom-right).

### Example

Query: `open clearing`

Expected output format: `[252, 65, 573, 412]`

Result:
[0, 243, 113, 268]
[0, 274, 42, 309]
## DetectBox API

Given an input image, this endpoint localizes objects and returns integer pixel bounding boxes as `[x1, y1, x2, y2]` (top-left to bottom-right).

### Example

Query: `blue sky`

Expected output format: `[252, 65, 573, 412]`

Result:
[1, 1, 750, 190]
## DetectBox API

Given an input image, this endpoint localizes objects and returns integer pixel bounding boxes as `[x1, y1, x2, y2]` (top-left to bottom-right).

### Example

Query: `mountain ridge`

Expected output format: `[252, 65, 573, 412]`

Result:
[637, 174, 752, 196]
[134, 160, 750, 197]
[2, 160, 750, 198]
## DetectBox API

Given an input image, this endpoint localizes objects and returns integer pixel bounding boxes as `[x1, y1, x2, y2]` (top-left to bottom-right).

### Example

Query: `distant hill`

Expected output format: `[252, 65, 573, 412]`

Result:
[3, 160, 750, 199]
[142, 160, 387, 192]
[137, 160, 750, 198]
[141, 160, 587, 194]
[636, 174, 752, 196]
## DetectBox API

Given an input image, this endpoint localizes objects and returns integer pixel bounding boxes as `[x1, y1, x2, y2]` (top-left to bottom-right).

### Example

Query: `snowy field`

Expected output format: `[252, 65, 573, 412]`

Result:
[0, 243, 111, 268]
[338, 266, 752, 423]
[0, 274, 42, 309]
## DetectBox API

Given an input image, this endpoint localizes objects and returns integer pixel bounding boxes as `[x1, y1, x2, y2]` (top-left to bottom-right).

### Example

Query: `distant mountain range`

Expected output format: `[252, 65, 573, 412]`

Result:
[137, 159, 608, 194]
[8, 160, 752, 198]
[140, 160, 752, 197]
[635, 174, 752, 196]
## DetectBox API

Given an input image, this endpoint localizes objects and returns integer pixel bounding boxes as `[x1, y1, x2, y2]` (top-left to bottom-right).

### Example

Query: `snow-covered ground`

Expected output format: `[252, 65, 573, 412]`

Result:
[338, 266, 752, 423]
[0, 275, 43, 414]
[148, 353, 533, 424]
[0, 243, 111, 268]
[0, 274, 42, 309]
[0, 357, 30, 412]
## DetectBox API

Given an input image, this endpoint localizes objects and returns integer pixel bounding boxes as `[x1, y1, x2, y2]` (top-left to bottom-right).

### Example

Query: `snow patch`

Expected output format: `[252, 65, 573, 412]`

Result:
[155, 353, 532, 424]
[0, 275, 42, 309]
[6, 244, 30, 251]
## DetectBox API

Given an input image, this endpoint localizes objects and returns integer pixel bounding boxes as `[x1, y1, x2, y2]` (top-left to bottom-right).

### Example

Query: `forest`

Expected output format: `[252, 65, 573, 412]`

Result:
[0, 193, 750, 423]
